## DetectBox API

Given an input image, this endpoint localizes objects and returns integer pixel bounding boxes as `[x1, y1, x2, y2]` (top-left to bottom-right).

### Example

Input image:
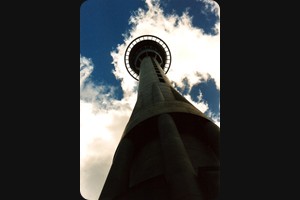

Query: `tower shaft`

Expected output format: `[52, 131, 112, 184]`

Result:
[99, 36, 219, 200]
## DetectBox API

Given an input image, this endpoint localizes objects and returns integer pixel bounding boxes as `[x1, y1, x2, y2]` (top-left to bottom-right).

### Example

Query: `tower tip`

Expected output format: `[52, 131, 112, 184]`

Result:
[124, 35, 171, 81]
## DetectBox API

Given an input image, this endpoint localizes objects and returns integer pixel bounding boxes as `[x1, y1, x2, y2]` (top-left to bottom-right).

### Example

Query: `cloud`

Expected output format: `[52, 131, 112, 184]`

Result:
[197, 0, 219, 11]
[111, 0, 220, 91]
[80, 0, 220, 199]
[80, 55, 134, 199]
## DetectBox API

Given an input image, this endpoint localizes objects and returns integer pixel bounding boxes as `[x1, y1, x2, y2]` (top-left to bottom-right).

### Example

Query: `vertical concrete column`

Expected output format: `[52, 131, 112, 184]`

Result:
[98, 138, 134, 200]
[152, 57, 172, 85]
[138, 56, 158, 92]
[152, 83, 165, 102]
[158, 113, 204, 200]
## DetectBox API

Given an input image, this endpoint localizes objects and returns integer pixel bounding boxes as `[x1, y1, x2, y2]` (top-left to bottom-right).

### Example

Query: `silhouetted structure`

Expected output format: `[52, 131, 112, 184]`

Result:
[99, 35, 220, 200]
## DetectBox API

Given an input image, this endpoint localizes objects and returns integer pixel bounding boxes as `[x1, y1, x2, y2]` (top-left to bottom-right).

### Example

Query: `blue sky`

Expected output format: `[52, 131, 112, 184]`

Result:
[80, 0, 219, 199]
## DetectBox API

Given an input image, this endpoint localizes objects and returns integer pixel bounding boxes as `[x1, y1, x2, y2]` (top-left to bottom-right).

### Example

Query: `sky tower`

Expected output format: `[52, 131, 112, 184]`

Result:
[99, 35, 220, 200]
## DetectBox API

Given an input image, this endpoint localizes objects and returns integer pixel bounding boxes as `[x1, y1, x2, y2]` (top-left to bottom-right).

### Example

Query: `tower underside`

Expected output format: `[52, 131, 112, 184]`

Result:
[99, 39, 219, 200]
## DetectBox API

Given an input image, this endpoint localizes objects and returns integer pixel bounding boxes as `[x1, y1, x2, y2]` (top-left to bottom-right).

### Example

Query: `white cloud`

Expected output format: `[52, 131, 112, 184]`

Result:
[80, 0, 220, 199]
[80, 56, 135, 200]
[196, 0, 219, 12]
[112, 0, 220, 91]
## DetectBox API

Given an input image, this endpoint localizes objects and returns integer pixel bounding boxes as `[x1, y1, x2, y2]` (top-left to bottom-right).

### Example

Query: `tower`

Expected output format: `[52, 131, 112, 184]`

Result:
[99, 35, 220, 200]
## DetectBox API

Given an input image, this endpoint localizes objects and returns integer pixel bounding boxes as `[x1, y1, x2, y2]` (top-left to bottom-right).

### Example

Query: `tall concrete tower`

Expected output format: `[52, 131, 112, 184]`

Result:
[99, 35, 220, 200]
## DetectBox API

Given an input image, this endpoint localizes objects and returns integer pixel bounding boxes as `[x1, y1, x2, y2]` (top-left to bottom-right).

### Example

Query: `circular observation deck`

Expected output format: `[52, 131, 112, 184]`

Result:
[124, 35, 171, 81]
